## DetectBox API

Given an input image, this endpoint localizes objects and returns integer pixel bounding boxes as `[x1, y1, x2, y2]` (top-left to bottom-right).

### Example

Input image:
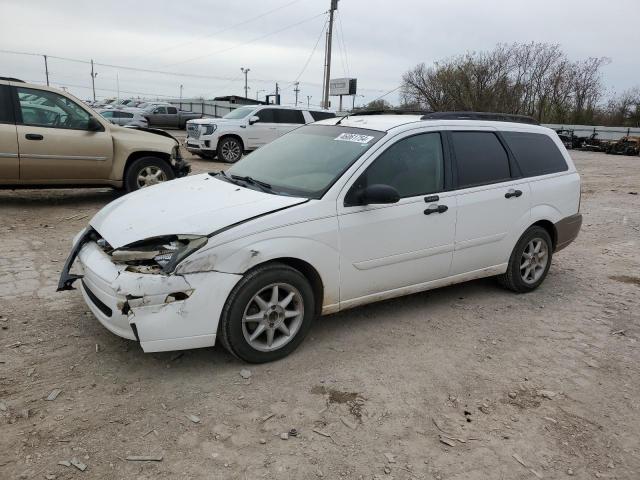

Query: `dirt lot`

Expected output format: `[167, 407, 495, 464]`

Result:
[1, 148, 639, 480]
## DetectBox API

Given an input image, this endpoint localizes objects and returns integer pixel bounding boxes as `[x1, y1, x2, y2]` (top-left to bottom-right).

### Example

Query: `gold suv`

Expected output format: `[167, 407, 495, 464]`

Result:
[0, 77, 189, 192]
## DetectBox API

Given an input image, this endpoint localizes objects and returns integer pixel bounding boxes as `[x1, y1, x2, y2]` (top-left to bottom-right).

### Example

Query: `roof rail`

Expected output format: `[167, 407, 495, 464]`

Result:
[0, 77, 25, 83]
[421, 111, 539, 125]
[349, 109, 431, 116]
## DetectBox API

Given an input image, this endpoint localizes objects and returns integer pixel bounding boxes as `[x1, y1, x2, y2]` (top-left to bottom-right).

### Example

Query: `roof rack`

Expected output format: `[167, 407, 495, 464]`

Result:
[0, 77, 25, 83]
[421, 111, 539, 125]
[349, 109, 431, 116]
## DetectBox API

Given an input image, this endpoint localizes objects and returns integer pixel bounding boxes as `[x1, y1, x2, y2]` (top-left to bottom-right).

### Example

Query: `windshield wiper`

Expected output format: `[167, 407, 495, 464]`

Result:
[230, 174, 273, 193]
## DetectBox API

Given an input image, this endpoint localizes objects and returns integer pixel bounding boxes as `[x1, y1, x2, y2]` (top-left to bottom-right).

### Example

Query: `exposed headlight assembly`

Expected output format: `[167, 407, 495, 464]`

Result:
[203, 124, 217, 135]
[111, 235, 208, 273]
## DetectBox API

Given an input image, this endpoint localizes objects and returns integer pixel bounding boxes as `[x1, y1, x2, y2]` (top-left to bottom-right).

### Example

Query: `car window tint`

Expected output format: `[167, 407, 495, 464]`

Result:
[501, 131, 568, 176]
[167, 107, 177, 114]
[17, 87, 90, 129]
[451, 131, 511, 188]
[101, 111, 113, 118]
[0, 85, 14, 123]
[121, 112, 133, 119]
[256, 108, 276, 123]
[355, 132, 444, 198]
[154, 106, 167, 114]
[275, 109, 305, 124]
[310, 111, 336, 121]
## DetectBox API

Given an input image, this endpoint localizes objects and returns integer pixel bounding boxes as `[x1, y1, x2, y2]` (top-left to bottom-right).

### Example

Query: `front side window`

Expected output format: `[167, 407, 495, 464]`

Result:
[451, 131, 511, 188]
[226, 125, 384, 198]
[501, 131, 568, 177]
[275, 109, 305, 124]
[256, 108, 276, 123]
[17, 87, 90, 129]
[349, 132, 444, 199]
[100, 110, 114, 118]
[153, 106, 167, 114]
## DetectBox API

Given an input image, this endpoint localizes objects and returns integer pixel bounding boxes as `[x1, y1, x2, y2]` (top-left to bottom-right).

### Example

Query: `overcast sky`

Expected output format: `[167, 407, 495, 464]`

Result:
[1, 0, 638, 108]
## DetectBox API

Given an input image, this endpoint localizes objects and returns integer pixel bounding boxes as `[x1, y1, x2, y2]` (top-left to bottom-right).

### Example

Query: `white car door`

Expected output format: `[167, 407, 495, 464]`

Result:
[337, 131, 457, 305]
[448, 129, 531, 275]
[245, 108, 280, 149]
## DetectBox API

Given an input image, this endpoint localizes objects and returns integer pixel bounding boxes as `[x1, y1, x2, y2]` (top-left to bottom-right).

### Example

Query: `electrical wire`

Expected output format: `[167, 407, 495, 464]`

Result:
[336, 11, 350, 78]
[162, 11, 327, 67]
[141, 0, 307, 58]
[288, 15, 328, 86]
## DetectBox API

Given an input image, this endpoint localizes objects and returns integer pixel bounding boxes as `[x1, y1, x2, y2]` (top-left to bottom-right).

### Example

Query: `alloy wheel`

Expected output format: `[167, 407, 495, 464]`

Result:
[520, 237, 549, 284]
[136, 166, 167, 188]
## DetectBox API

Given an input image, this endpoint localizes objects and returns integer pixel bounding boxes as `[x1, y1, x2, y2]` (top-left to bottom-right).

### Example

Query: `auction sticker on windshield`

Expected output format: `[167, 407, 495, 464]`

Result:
[334, 133, 375, 144]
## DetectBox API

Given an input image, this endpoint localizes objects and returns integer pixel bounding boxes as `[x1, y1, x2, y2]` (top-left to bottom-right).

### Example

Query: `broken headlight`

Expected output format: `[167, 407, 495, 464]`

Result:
[111, 235, 207, 273]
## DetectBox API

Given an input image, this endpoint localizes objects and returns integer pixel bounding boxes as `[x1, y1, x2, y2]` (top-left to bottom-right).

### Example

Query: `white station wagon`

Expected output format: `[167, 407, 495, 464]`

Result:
[59, 112, 582, 363]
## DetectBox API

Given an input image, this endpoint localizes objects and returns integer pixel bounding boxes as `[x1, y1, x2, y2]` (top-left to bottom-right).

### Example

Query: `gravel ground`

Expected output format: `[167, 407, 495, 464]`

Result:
[0, 148, 639, 480]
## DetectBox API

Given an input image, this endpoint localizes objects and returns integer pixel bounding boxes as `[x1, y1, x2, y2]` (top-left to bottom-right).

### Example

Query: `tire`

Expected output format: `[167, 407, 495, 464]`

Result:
[497, 226, 553, 293]
[217, 136, 243, 163]
[124, 156, 175, 192]
[218, 263, 315, 363]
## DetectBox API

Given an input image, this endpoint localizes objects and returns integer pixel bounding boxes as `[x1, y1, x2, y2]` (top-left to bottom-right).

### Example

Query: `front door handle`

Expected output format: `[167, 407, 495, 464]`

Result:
[424, 195, 439, 203]
[505, 189, 523, 199]
[424, 204, 448, 215]
[25, 134, 44, 141]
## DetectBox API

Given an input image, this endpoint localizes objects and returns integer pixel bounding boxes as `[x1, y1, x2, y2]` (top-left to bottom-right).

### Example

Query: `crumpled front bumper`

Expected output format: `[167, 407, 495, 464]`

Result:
[58, 232, 241, 352]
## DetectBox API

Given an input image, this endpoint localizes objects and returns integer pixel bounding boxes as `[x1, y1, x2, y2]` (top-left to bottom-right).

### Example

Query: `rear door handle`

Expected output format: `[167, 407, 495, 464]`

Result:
[424, 204, 448, 215]
[505, 189, 522, 199]
[25, 134, 44, 141]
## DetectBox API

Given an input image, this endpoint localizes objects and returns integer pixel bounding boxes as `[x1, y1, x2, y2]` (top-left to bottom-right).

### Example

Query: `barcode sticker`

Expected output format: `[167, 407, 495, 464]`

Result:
[334, 133, 375, 144]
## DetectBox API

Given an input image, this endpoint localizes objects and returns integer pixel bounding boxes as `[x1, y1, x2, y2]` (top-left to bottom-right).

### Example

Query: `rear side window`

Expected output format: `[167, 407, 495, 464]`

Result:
[0, 85, 14, 123]
[167, 107, 178, 114]
[451, 131, 511, 188]
[275, 109, 305, 124]
[501, 131, 568, 177]
[310, 111, 336, 121]
[121, 112, 133, 119]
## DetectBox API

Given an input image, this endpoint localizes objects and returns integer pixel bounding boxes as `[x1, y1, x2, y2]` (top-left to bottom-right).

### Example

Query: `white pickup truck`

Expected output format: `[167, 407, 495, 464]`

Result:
[185, 105, 335, 162]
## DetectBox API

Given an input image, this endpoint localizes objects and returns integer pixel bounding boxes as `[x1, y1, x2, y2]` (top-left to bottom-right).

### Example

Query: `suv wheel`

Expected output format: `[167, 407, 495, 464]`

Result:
[218, 263, 315, 363]
[217, 137, 243, 163]
[124, 156, 175, 192]
[498, 226, 553, 293]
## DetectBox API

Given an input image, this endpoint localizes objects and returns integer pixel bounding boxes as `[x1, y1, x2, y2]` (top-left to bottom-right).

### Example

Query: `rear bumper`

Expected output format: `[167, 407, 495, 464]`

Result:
[63, 239, 241, 352]
[554, 213, 582, 251]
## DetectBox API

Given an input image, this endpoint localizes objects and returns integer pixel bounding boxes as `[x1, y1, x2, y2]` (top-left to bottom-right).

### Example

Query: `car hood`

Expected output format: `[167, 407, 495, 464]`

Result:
[90, 174, 306, 249]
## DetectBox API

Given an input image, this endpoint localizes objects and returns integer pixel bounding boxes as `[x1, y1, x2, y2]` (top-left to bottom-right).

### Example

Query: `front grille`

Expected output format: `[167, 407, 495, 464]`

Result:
[82, 281, 113, 317]
[186, 124, 200, 139]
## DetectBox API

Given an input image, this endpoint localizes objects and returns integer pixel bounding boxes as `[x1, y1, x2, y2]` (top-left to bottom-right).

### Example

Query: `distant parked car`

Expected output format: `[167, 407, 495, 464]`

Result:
[142, 104, 202, 129]
[185, 105, 336, 162]
[98, 108, 148, 128]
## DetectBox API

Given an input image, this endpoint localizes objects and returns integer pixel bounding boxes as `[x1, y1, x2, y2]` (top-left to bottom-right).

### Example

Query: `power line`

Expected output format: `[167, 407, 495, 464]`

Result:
[163, 11, 327, 67]
[141, 0, 306, 58]
[288, 16, 328, 86]
[336, 11, 350, 78]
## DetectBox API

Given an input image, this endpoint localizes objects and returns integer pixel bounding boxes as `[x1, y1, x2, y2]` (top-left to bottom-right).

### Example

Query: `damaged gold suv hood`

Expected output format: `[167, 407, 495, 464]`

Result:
[90, 174, 306, 249]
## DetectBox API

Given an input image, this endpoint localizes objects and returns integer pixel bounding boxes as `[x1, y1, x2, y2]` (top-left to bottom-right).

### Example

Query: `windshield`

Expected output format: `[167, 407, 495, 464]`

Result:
[226, 125, 385, 199]
[223, 106, 255, 119]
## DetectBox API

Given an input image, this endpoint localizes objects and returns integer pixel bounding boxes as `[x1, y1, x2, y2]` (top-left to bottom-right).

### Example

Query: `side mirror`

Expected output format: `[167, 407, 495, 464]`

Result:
[87, 117, 104, 132]
[248, 115, 260, 125]
[350, 184, 400, 206]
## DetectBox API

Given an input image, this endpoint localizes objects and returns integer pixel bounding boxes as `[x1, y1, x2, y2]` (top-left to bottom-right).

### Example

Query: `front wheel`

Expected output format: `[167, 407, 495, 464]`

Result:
[218, 263, 315, 363]
[498, 226, 553, 293]
[217, 137, 243, 163]
[124, 156, 175, 192]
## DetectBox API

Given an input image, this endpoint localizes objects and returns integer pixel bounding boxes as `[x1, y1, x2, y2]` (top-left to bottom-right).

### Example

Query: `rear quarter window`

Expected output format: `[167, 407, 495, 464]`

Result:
[502, 131, 568, 177]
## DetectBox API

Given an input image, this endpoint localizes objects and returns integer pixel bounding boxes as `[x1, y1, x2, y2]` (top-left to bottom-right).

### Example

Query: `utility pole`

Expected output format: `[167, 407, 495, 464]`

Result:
[90, 59, 97, 102]
[307, 95, 312, 108]
[241, 67, 250, 98]
[179, 84, 183, 101]
[275, 82, 280, 105]
[294, 82, 300, 106]
[116, 72, 120, 101]
[43, 55, 49, 86]
[321, 0, 338, 109]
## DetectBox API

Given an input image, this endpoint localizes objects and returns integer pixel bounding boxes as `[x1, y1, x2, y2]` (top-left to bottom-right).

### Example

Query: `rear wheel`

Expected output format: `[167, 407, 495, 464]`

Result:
[217, 137, 243, 163]
[124, 156, 175, 192]
[498, 226, 553, 293]
[218, 263, 315, 363]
